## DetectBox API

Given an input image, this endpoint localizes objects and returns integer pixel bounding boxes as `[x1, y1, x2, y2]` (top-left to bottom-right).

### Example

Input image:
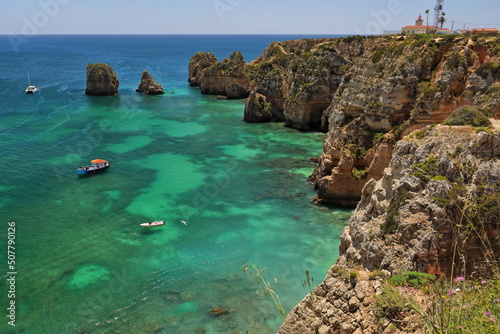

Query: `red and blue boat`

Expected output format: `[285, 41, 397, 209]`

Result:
[77, 159, 110, 175]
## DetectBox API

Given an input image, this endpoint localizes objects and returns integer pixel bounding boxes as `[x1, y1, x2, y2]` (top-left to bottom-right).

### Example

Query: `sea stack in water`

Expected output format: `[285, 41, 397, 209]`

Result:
[85, 63, 119, 96]
[136, 70, 164, 95]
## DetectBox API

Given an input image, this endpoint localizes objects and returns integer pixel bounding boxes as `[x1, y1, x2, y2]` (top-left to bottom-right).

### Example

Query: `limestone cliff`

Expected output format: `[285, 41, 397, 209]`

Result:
[190, 35, 500, 205]
[279, 125, 500, 333]
[85, 63, 119, 96]
[136, 70, 164, 95]
[310, 35, 500, 206]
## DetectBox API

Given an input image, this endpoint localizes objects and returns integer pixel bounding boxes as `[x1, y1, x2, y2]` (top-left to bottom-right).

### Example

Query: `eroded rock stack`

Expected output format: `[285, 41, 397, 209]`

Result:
[136, 70, 164, 95]
[85, 63, 119, 96]
[188, 51, 250, 98]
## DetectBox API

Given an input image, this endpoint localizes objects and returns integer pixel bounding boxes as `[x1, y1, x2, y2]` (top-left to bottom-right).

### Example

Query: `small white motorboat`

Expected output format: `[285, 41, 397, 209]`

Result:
[25, 72, 39, 94]
[25, 85, 39, 94]
[140, 220, 165, 227]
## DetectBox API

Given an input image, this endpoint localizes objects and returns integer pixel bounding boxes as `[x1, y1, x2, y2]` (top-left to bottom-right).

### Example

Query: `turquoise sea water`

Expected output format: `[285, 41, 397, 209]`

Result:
[0, 35, 351, 333]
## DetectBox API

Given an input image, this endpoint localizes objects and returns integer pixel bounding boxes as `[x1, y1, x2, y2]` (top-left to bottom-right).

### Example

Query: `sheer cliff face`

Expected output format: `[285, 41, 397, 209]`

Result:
[339, 126, 500, 278]
[244, 39, 357, 130]
[310, 36, 500, 207]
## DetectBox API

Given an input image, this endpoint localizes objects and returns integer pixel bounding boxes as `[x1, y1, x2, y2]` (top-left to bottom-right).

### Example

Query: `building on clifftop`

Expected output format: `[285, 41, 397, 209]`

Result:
[466, 28, 499, 35]
[402, 15, 436, 34]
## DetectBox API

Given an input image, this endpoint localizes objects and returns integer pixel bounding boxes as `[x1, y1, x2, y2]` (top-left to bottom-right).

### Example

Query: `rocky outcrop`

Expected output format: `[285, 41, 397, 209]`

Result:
[338, 126, 500, 277]
[188, 51, 250, 98]
[279, 125, 500, 333]
[278, 268, 422, 334]
[200, 51, 250, 96]
[136, 70, 164, 95]
[188, 51, 218, 87]
[85, 63, 119, 96]
[244, 39, 354, 130]
[244, 91, 275, 122]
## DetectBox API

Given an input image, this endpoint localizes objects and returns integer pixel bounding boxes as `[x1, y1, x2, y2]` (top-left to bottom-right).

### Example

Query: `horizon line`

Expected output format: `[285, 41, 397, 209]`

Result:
[1, 33, 355, 36]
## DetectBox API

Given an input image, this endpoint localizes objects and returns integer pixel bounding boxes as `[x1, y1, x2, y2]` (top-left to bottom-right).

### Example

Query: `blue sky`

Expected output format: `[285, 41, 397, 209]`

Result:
[2, 0, 500, 35]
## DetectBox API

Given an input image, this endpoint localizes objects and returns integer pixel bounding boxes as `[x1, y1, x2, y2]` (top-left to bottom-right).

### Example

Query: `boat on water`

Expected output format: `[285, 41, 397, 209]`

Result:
[77, 159, 110, 175]
[140, 220, 165, 227]
[25, 85, 39, 94]
[25, 73, 39, 94]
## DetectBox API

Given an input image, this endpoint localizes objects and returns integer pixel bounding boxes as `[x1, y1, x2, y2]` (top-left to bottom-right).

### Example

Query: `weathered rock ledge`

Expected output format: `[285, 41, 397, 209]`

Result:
[85, 63, 119, 96]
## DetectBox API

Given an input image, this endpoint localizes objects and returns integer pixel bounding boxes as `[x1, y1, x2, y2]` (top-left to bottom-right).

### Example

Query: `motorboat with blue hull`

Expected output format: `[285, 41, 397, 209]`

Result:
[77, 159, 110, 175]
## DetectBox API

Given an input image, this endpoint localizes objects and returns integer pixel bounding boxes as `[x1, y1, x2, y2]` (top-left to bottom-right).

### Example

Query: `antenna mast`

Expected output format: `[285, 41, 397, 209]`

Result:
[434, 0, 445, 29]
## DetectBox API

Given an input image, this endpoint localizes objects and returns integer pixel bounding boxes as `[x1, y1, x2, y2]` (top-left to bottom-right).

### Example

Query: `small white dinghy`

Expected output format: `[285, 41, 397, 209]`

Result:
[140, 220, 165, 227]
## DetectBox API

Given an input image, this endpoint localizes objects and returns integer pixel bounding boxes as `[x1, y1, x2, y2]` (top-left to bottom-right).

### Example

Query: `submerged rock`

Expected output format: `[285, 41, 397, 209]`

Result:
[209, 307, 236, 316]
[85, 63, 119, 96]
[136, 70, 164, 95]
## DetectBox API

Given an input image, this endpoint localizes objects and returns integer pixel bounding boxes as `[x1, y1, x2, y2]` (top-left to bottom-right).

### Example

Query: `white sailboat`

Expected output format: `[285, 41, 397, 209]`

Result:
[25, 73, 39, 94]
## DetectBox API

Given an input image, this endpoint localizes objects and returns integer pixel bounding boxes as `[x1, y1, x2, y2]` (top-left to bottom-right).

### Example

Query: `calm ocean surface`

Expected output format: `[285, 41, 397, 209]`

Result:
[0, 35, 351, 333]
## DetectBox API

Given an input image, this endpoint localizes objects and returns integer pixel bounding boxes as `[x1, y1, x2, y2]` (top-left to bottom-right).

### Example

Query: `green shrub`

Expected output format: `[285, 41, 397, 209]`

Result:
[369, 270, 388, 280]
[476, 127, 494, 134]
[386, 43, 407, 57]
[446, 51, 464, 70]
[432, 175, 448, 181]
[389, 271, 436, 287]
[412, 128, 427, 139]
[418, 81, 440, 99]
[442, 106, 492, 127]
[330, 265, 351, 283]
[475, 60, 500, 78]
[372, 50, 386, 63]
[352, 167, 367, 180]
[366, 99, 381, 109]
[345, 144, 368, 160]
[374, 285, 414, 321]
[412, 155, 439, 182]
